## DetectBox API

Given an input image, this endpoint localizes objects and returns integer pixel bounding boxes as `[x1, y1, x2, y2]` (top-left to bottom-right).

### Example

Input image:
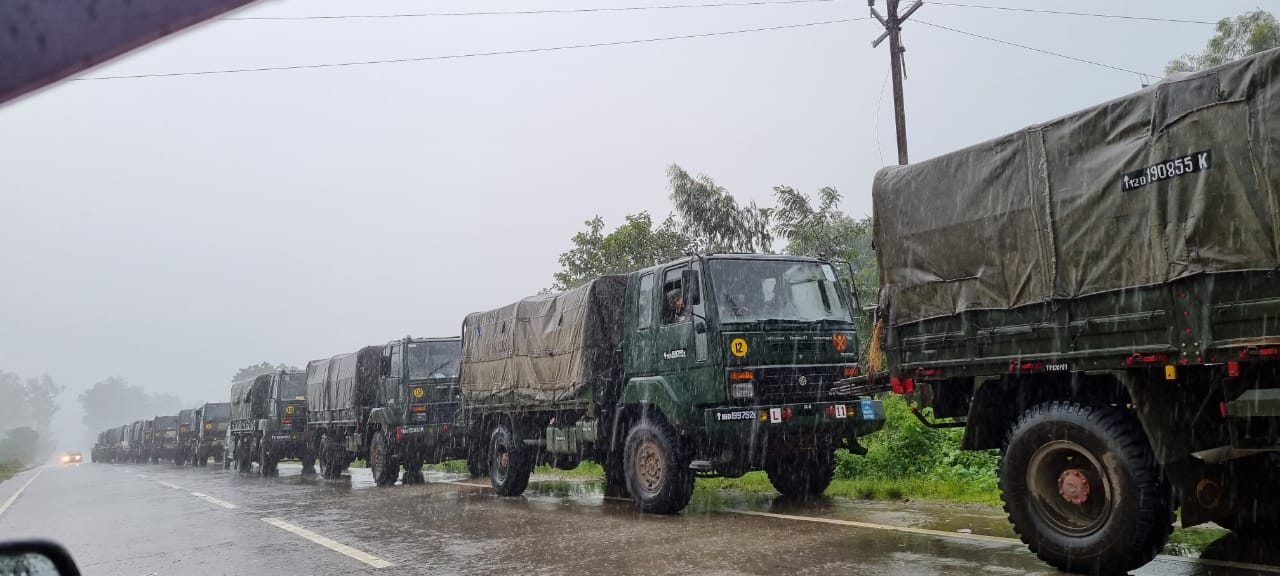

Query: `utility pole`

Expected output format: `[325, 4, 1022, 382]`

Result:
[870, 0, 921, 165]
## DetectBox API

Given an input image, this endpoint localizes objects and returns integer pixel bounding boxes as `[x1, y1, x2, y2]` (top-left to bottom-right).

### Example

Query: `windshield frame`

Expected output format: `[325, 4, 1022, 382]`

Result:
[706, 257, 855, 326]
[405, 340, 462, 380]
[277, 372, 307, 401]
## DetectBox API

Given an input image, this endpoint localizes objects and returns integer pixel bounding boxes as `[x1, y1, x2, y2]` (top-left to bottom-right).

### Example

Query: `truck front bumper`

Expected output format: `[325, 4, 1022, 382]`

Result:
[703, 399, 886, 439]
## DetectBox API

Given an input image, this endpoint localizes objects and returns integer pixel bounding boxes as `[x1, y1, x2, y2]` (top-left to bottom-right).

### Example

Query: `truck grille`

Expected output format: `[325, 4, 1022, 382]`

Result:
[753, 365, 842, 404]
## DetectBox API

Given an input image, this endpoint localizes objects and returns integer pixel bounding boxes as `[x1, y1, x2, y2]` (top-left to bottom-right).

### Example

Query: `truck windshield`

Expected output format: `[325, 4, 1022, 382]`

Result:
[278, 372, 307, 400]
[708, 259, 852, 324]
[204, 403, 231, 420]
[407, 340, 461, 379]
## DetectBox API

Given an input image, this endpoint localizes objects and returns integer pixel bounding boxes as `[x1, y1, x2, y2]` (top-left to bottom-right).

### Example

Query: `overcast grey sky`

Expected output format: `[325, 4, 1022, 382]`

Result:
[0, 0, 1262, 444]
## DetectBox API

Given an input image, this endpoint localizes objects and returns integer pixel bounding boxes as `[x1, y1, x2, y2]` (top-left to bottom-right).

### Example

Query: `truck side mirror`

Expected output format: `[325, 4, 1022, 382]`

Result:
[681, 269, 701, 306]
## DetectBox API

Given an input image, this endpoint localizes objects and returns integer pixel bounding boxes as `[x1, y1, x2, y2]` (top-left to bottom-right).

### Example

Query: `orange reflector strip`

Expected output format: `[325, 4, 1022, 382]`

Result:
[729, 371, 754, 381]
[843, 366, 860, 378]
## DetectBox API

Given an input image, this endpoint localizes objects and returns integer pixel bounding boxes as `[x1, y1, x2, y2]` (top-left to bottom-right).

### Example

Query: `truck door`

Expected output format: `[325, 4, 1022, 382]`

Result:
[656, 264, 708, 371]
[384, 342, 402, 406]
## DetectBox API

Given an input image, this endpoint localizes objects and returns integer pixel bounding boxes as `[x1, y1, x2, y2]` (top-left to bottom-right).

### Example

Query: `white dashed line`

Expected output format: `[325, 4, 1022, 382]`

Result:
[158, 481, 183, 490]
[261, 517, 393, 568]
[135, 474, 148, 479]
[190, 492, 238, 509]
[0, 468, 45, 519]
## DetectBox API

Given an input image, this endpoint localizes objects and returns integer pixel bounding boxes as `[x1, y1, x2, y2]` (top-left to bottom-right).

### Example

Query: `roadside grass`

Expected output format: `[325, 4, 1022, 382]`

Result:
[1165, 527, 1229, 557]
[0, 459, 18, 482]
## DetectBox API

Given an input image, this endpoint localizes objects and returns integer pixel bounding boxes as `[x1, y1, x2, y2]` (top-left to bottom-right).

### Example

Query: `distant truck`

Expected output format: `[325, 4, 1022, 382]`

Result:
[871, 49, 1280, 574]
[187, 402, 231, 467]
[126, 420, 149, 463]
[176, 409, 196, 465]
[306, 337, 463, 484]
[150, 415, 180, 464]
[460, 254, 886, 513]
[230, 370, 312, 476]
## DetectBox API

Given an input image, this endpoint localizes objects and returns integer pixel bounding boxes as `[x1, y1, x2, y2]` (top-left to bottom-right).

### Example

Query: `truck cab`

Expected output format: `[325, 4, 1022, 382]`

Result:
[152, 415, 180, 464]
[622, 255, 884, 483]
[366, 337, 463, 485]
[192, 402, 230, 467]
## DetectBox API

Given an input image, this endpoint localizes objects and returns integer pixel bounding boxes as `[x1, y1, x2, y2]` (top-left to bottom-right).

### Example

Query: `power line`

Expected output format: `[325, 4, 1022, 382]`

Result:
[914, 19, 1156, 77]
[75, 18, 866, 81]
[223, 0, 839, 21]
[926, 2, 1216, 26]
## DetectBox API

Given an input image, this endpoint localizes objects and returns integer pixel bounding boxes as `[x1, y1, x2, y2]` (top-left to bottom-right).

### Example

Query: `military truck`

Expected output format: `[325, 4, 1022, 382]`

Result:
[125, 420, 149, 463]
[230, 370, 312, 477]
[187, 402, 230, 467]
[176, 409, 196, 465]
[306, 337, 463, 484]
[871, 49, 1280, 575]
[149, 415, 180, 464]
[109, 424, 128, 463]
[460, 254, 886, 513]
[91, 431, 106, 463]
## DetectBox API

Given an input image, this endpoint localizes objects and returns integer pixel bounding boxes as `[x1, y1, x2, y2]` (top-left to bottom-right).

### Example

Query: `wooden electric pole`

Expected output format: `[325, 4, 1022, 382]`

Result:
[870, 0, 921, 165]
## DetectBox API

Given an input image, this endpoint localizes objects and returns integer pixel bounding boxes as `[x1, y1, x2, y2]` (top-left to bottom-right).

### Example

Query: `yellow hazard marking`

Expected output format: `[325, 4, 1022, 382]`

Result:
[1165, 365, 1177, 380]
[412, 387, 425, 399]
[731, 338, 749, 357]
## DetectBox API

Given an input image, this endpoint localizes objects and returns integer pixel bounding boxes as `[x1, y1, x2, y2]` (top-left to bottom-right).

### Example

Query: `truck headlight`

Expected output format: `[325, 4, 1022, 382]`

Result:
[730, 382, 755, 399]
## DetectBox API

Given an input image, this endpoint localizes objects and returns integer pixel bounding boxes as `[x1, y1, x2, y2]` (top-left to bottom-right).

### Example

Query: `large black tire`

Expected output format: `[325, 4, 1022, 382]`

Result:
[403, 458, 425, 485]
[301, 449, 317, 477]
[369, 430, 398, 487]
[466, 442, 488, 478]
[764, 445, 836, 499]
[318, 435, 343, 480]
[623, 416, 693, 514]
[260, 441, 279, 478]
[488, 421, 532, 497]
[1001, 402, 1173, 575]
[603, 452, 630, 499]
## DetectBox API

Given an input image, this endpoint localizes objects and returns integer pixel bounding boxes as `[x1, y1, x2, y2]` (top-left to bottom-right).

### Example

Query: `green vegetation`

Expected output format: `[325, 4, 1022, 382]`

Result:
[0, 459, 20, 483]
[1168, 10, 1280, 74]
[1165, 527, 1229, 557]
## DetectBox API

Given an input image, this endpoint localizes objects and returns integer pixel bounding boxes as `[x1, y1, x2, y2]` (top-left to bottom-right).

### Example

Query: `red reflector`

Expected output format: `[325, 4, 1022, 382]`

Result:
[1125, 353, 1169, 366]
[1227, 361, 1240, 377]
[915, 368, 943, 378]
[843, 366, 861, 378]
[825, 405, 837, 417]
[395, 427, 403, 443]
[782, 407, 793, 422]
[729, 370, 754, 381]
[442, 424, 449, 433]
[1220, 402, 1228, 418]
[903, 378, 916, 394]
[1262, 347, 1280, 356]
[280, 418, 292, 425]
[891, 377, 903, 394]
[410, 405, 427, 413]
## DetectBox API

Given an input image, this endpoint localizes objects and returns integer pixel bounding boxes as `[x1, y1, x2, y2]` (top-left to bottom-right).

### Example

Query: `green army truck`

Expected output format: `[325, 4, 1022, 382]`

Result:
[149, 415, 180, 464]
[305, 337, 463, 484]
[872, 48, 1280, 574]
[461, 254, 886, 513]
[109, 424, 128, 463]
[230, 370, 312, 477]
[188, 402, 230, 467]
[176, 409, 196, 465]
[127, 419, 150, 463]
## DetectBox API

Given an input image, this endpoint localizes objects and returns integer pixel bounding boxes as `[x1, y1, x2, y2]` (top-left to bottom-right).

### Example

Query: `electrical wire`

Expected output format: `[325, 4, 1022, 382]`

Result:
[224, 0, 840, 21]
[75, 18, 866, 81]
[925, 2, 1217, 26]
[913, 19, 1156, 77]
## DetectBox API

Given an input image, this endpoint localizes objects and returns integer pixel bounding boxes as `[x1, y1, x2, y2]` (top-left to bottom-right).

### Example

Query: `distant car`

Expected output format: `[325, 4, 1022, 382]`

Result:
[60, 451, 82, 465]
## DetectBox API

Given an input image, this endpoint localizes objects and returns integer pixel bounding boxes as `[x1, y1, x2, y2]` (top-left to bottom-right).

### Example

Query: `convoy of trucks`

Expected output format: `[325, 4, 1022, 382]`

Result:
[84, 48, 1280, 575]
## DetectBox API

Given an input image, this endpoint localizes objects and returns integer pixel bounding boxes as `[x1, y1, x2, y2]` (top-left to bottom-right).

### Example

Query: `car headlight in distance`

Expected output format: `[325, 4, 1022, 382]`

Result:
[61, 456, 70, 463]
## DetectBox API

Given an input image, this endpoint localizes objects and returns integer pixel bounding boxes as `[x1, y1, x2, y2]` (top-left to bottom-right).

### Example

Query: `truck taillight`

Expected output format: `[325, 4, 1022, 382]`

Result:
[1227, 361, 1240, 377]
[890, 377, 914, 394]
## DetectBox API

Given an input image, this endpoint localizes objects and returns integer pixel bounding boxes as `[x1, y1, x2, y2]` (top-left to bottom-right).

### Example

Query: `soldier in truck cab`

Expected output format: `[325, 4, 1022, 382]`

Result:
[665, 288, 689, 324]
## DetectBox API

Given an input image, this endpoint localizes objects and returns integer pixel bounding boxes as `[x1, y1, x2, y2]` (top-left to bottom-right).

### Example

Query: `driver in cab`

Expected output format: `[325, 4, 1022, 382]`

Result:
[666, 289, 690, 324]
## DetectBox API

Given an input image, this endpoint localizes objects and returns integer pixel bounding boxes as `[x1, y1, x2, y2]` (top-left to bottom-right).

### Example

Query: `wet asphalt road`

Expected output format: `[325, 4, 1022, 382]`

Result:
[2, 462, 1278, 576]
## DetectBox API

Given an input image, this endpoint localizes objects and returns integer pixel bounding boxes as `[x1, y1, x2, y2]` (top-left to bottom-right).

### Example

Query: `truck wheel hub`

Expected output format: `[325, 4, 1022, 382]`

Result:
[1058, 468, 1090, 505]
[637, 440, 665, 493]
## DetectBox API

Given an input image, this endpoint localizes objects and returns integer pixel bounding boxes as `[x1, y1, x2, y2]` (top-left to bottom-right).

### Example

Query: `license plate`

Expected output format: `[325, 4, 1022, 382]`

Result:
[400, 426, 425, 434]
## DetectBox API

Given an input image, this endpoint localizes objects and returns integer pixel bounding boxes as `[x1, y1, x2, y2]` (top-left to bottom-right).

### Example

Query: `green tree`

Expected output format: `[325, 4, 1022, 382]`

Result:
[772, 186, 877, 308]
[232, 362, 298, 384]
[667, 164, 772, 253]
[79, 377, 150, 435]
[24, 374, 64, 454]
[552, 212, 690, 290]
[1167, 10, 1280, 74]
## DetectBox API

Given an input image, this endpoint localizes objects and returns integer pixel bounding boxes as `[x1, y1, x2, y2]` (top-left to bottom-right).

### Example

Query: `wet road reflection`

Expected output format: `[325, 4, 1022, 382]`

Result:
[1, 463, 1277, 576]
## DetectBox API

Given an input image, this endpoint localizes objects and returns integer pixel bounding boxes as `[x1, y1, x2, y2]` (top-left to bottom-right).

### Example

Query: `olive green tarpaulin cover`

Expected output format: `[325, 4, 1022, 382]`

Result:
[231, 375, 272, 421]
[460, 275, 627, 405]
[873, 48, 1280, 325]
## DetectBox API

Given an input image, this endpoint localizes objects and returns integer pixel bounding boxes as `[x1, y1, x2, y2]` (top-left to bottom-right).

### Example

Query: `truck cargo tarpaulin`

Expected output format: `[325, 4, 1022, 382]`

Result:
[460, 275, 627, 404]
[231, 376, 271, 422]
[873, 48, 1280, 325]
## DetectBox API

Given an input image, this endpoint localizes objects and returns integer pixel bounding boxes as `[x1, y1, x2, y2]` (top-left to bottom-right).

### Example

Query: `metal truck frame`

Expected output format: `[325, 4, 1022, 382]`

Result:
[462, 254, 886, 513]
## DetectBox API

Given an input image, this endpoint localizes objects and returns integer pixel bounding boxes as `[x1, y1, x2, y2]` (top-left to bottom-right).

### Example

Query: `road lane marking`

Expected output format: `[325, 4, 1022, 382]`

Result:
[261, 517, 393, 568]
[447, 481, 490, 489]
[158, 481, 183, 490]
[725, 509, 1022, 545]
[136, 474, 148, 479]
[0, 468, 45, 519]
[190, 492, 238, 509]
[729, 509, 1280, 574]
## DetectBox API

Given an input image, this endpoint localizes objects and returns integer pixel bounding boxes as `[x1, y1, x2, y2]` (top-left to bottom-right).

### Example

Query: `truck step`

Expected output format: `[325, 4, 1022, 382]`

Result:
[1190, 446, 1277, 464]
[689, 460, 713, 471]
[1224, 388, 1280, 418]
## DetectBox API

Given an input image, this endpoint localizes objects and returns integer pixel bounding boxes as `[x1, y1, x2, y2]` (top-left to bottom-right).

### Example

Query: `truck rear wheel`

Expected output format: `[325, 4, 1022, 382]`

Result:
[623, 416, 693, 514]
[764, 446, 835, 499]
[1001, 402, 1173, 575]
[369, 430, 398, 487]
[488, 422, 531, 496]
